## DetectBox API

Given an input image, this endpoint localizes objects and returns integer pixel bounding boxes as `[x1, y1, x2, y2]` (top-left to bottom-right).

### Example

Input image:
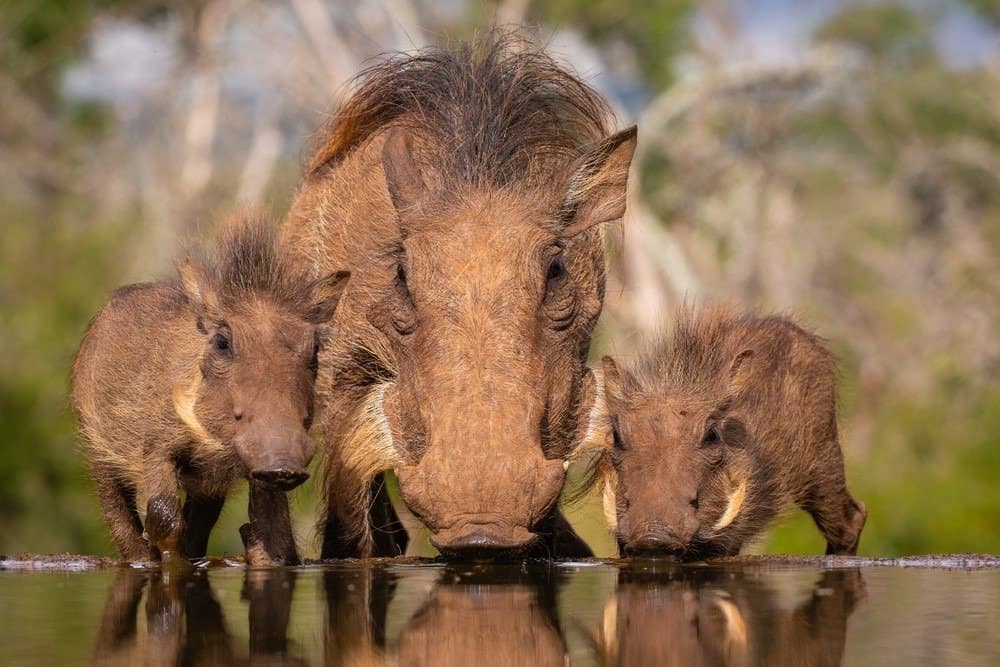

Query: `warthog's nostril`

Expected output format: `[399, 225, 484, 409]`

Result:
[233, 408, 244, 421]
[251, 468, 309, 491]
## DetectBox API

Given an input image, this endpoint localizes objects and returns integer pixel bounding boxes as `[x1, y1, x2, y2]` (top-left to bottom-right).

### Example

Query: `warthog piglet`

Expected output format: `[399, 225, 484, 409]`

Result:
[71, 214, 348, 565]
[596, 307, 866, 560]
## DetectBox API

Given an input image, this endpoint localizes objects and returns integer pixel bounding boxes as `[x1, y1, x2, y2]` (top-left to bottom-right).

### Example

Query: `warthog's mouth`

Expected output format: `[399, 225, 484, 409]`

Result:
[250, 469, 309, 491]
[620, 526, 697, 561]
[431, 521, 540, 561]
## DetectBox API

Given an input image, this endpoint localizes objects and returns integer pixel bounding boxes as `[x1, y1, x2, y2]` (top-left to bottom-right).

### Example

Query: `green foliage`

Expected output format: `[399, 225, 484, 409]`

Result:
[767, 387, 1000, 555]
[0, 198, 140, 554]
[814, 3, 934, 66]
[1, 0, 142, 96]
[524, 0, 695, 89]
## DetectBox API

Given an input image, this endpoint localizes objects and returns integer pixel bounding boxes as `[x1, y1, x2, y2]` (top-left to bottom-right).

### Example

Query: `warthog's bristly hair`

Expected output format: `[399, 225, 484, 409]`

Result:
[320, 382, 402, 553]
[186, 213, 327, 319]
[564, 368, 613, 506]
[626, 305, 827, 397]
[308, 29, 611, 189]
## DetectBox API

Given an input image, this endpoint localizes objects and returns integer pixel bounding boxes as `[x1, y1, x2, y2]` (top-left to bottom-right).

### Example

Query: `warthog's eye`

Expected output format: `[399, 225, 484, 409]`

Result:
[701, 427, 722, 446]
[700, 424, 728, 466]
[543, 253, 576, 330]
[611, 414, 628, 452]
[210, 332, 231, 355]
[546, 256, 565, 282]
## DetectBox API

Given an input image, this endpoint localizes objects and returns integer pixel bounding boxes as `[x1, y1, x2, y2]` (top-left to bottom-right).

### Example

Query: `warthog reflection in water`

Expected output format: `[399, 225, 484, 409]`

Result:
[322, 564, 565, 666]
[89, 563, 865, 665]
[91, 568, 302, 666]
[587, 566, 867, 667]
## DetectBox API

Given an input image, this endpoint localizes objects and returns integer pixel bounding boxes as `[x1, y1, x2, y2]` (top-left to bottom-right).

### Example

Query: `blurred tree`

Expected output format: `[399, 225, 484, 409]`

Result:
[0, 0, 996, 558]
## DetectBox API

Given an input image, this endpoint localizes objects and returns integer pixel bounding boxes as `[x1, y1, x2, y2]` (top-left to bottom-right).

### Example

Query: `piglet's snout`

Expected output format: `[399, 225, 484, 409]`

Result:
[236, 429, 315, 491]
[623, 518, 699, 556]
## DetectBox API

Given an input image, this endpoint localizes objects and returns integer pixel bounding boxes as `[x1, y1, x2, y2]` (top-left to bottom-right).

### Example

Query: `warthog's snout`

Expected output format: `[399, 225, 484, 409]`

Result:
[430, 518, 539, 559]
[623, 521, 694, 558]
[250, 467, 309, 490]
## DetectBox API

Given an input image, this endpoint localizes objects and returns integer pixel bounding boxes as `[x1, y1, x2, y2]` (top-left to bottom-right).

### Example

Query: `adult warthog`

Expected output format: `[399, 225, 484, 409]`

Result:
[282, 35, 636, 558]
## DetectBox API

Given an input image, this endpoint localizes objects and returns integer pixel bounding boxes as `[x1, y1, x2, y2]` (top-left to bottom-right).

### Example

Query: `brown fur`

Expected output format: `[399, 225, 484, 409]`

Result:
[71, 214, 348, 563]
[594, 306, 867, 559]
[282, 31, 637, 557]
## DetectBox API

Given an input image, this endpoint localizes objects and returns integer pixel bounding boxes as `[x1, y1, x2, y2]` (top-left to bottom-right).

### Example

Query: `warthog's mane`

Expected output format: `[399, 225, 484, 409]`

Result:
[186, 213, 323, 320]
[307, 29, 612, 189]
[626, 305, 830, 397]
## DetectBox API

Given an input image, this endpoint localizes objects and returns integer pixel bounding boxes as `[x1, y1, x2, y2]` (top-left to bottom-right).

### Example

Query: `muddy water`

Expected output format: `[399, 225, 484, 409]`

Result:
[1, 558, 998, 665]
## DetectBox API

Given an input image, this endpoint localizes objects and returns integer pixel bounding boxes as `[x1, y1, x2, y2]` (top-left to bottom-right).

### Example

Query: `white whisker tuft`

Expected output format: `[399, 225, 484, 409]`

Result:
[172, 370, 222, 450]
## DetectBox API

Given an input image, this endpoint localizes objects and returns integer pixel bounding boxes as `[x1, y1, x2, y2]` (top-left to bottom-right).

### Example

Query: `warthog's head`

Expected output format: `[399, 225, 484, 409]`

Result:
[599, 346, 759, 560]
[366, 122, 636, 557]
[177, 218, 349, 490]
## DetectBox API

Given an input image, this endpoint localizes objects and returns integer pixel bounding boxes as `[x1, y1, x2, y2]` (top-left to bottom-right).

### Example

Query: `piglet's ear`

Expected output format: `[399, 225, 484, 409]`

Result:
[557, 125, 638, 237]
[307, 270, 350, 324]
[180, 259, 219, 315]
[601, 355, 634, 405]
[727, 349, 754, 396]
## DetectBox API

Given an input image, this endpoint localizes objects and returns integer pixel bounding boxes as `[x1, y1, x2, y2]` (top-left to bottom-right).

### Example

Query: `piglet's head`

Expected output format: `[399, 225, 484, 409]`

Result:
[175, 216, 349, 490]
[600, 350, 757, 560]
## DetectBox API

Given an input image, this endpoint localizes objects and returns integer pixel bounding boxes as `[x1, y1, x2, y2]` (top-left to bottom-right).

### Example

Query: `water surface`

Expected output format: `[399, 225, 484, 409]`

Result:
[1, 558, 997, 665]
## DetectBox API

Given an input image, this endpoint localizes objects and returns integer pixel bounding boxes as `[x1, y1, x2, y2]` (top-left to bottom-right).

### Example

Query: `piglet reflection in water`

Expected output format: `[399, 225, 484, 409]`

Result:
[91, 566, 301, 666]
[587, 564, 866, 667]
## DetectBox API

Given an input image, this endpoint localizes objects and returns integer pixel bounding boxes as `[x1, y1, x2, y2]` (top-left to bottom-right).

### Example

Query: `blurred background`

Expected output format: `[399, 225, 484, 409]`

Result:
[1, 0, 996, 558]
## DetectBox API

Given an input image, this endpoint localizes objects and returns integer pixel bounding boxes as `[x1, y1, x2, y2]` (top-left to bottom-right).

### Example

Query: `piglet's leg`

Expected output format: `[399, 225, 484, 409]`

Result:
[242, 480, 300, 567]
[179, 495, 226, 559]
[800, 444, 868, 555]
[143, 457, 186, 564]
[93, 469, 150, 561]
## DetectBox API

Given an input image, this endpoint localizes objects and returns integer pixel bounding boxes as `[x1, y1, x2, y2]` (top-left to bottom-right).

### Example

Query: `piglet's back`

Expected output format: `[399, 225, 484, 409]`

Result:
[727, 317, 837, 434]
[71, 280, 197, 461]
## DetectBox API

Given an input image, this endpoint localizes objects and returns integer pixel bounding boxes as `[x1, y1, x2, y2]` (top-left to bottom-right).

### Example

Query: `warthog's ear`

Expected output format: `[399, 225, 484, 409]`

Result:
[180, 259, 219, 316]
[601, 355, 634, 405]
[381, 128, 426, 219]
[727, 349, 754, 397]
[557, 125, 638, 237]
[307, 270, 350, 324]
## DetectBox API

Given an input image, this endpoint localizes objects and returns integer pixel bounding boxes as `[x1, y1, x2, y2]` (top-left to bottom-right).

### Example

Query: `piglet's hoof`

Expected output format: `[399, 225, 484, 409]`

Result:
[240, 523, 270, 568]
[240, 522, 287, 568]
[158, 548, 193, 574]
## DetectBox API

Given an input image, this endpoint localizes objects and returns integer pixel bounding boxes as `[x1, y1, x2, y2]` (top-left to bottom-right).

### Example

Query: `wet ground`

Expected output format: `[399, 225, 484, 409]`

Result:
[1, 554, 998, 665]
